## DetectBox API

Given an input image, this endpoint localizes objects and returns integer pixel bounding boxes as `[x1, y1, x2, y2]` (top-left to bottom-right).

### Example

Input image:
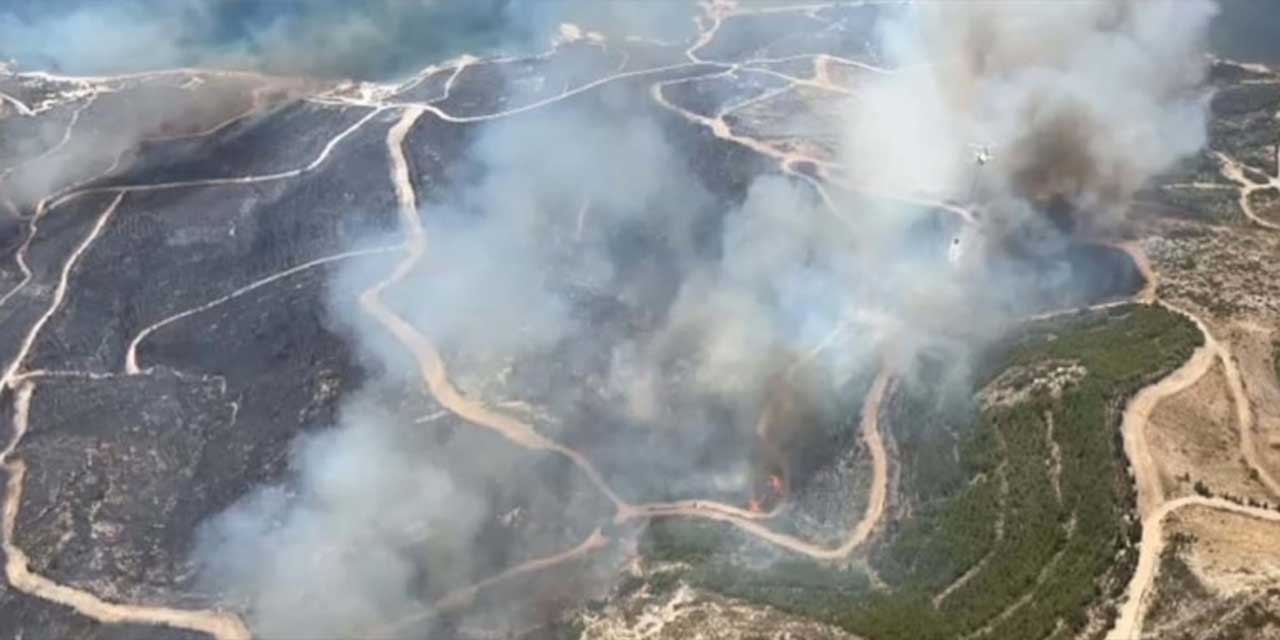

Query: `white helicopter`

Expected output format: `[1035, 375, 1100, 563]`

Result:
[949, 143, 996, 265]
[971, 142, 995, 167]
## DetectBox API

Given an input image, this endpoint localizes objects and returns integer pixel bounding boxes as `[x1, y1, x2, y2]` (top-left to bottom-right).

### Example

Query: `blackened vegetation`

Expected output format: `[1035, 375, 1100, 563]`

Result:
[696, 5, 880, 65]
[386, 415, 614, 633]
[404, 64, 780, 505]
[8, 102, 401, 623]
[0, 102, 74, 172]
[139, 265, 363, 483]
[394, 66, 455, 104]
[0, 192, 120, 378]
[433, 43, 623, 117]
[661, 71, 790, 119]
[1141, 60, 1280, 223]
[0, 585, 208, 640]
[5, 80, 262, 207]
[27, 110, 401, 374]
[641, 305, 1203, 640]
[101, 102, 371, 187]
[15, 372, 238, 604]
[758, 367, 876, 510]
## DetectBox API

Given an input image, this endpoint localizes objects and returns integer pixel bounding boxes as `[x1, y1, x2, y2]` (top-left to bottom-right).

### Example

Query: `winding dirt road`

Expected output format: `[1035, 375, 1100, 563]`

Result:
[0, 70, 360, 639]
[616, 371, 890, 560]
[1109, 495, 1280, 640]
[343, 45, 909, 628]
[372, 529, 610, 638]
[0, 90, 34, 117]
[0, 194, 250, 639]
[0, 5, 1018, 635]
[124, 244, 402, 375]
[1107, 240, 1280, 640]
[1119, 311, 1219, 518]
[1215, 151, 1280, 231]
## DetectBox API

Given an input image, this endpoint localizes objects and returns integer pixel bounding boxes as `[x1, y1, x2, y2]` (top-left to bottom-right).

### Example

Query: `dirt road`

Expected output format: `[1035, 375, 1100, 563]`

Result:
[616, 371, 890, 560]
[1107, 240, 1280, 639]
[1108, 495, 1280, 640]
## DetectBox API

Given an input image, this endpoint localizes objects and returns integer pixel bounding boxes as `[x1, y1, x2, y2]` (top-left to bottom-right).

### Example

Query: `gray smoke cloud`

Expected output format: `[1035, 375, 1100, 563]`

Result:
[185, 1, 1221, 637]
[845, 0, 1217, 238]
[0, 78, 266, 210]
[193, 393, 488, 638]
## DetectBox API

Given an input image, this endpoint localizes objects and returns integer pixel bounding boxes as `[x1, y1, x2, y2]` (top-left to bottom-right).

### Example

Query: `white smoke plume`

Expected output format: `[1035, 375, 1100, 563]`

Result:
[190, 1, 1221, 637]
[845, 0, 1217, 236]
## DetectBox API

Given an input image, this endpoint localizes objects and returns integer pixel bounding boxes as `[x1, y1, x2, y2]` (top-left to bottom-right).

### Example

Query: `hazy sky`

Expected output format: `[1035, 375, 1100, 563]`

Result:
[0, 0, 696, 79]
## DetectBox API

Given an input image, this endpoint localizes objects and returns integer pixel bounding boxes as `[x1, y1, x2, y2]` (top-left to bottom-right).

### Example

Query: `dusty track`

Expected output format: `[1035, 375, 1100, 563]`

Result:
[1109, 496, 1280, 640]
[0, 195, 250, 639]
[0, 90, 34, 117]
[1215, 151, 1280, 231]
[0, 6, 972, 634]
[616, 371, 890, 559]
[372, 529, 609, 638]
[1120, 309, 1219, 518]
[124, 244, 402, 375]
[347, 34, 909, 626]
[1107, 241, 1280, 640]
[0, 68, 358, 639]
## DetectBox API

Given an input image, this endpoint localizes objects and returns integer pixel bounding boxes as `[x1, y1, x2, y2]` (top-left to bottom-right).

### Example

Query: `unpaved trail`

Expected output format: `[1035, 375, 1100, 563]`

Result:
[1119, 311, 1218, 518]
[685, 0, 728, 63]
[1115, 240, 1157, 304]
[651, 72, 838, 174]
[0, 193, 125, 387]
[933, 461, 1008, 610]
[358, 106, 628, 508]
[1220, 340, 1280, 498]
[19, 67, 269, 87]
[1215, 151, 1280, 231]
[124, 244, 401, 375]
[0, 16, 911, 634]
[0, 92, 92, 181]
[2, 91, 378, 318]
[50, 106, 384, 208]
[650, 68, 979, 228]
[365, 106, 805, 528]
[0, 90, 34, 116]
[371, 529, 609, 638]
[964, 516, 1077, 640]
[345, 14, 905, 591]
[371, 97, 893, 580]
[1107, 242, 1280, 640]
[0, 195, 249, 639]
[1108, 496, 1280, 640]
[146, 83, 270, 143]
[3, 455, 250, 640]
[1138, 291, 1280, 501]
[618, 370, 890, 561]
[0, 95, 101, 312]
